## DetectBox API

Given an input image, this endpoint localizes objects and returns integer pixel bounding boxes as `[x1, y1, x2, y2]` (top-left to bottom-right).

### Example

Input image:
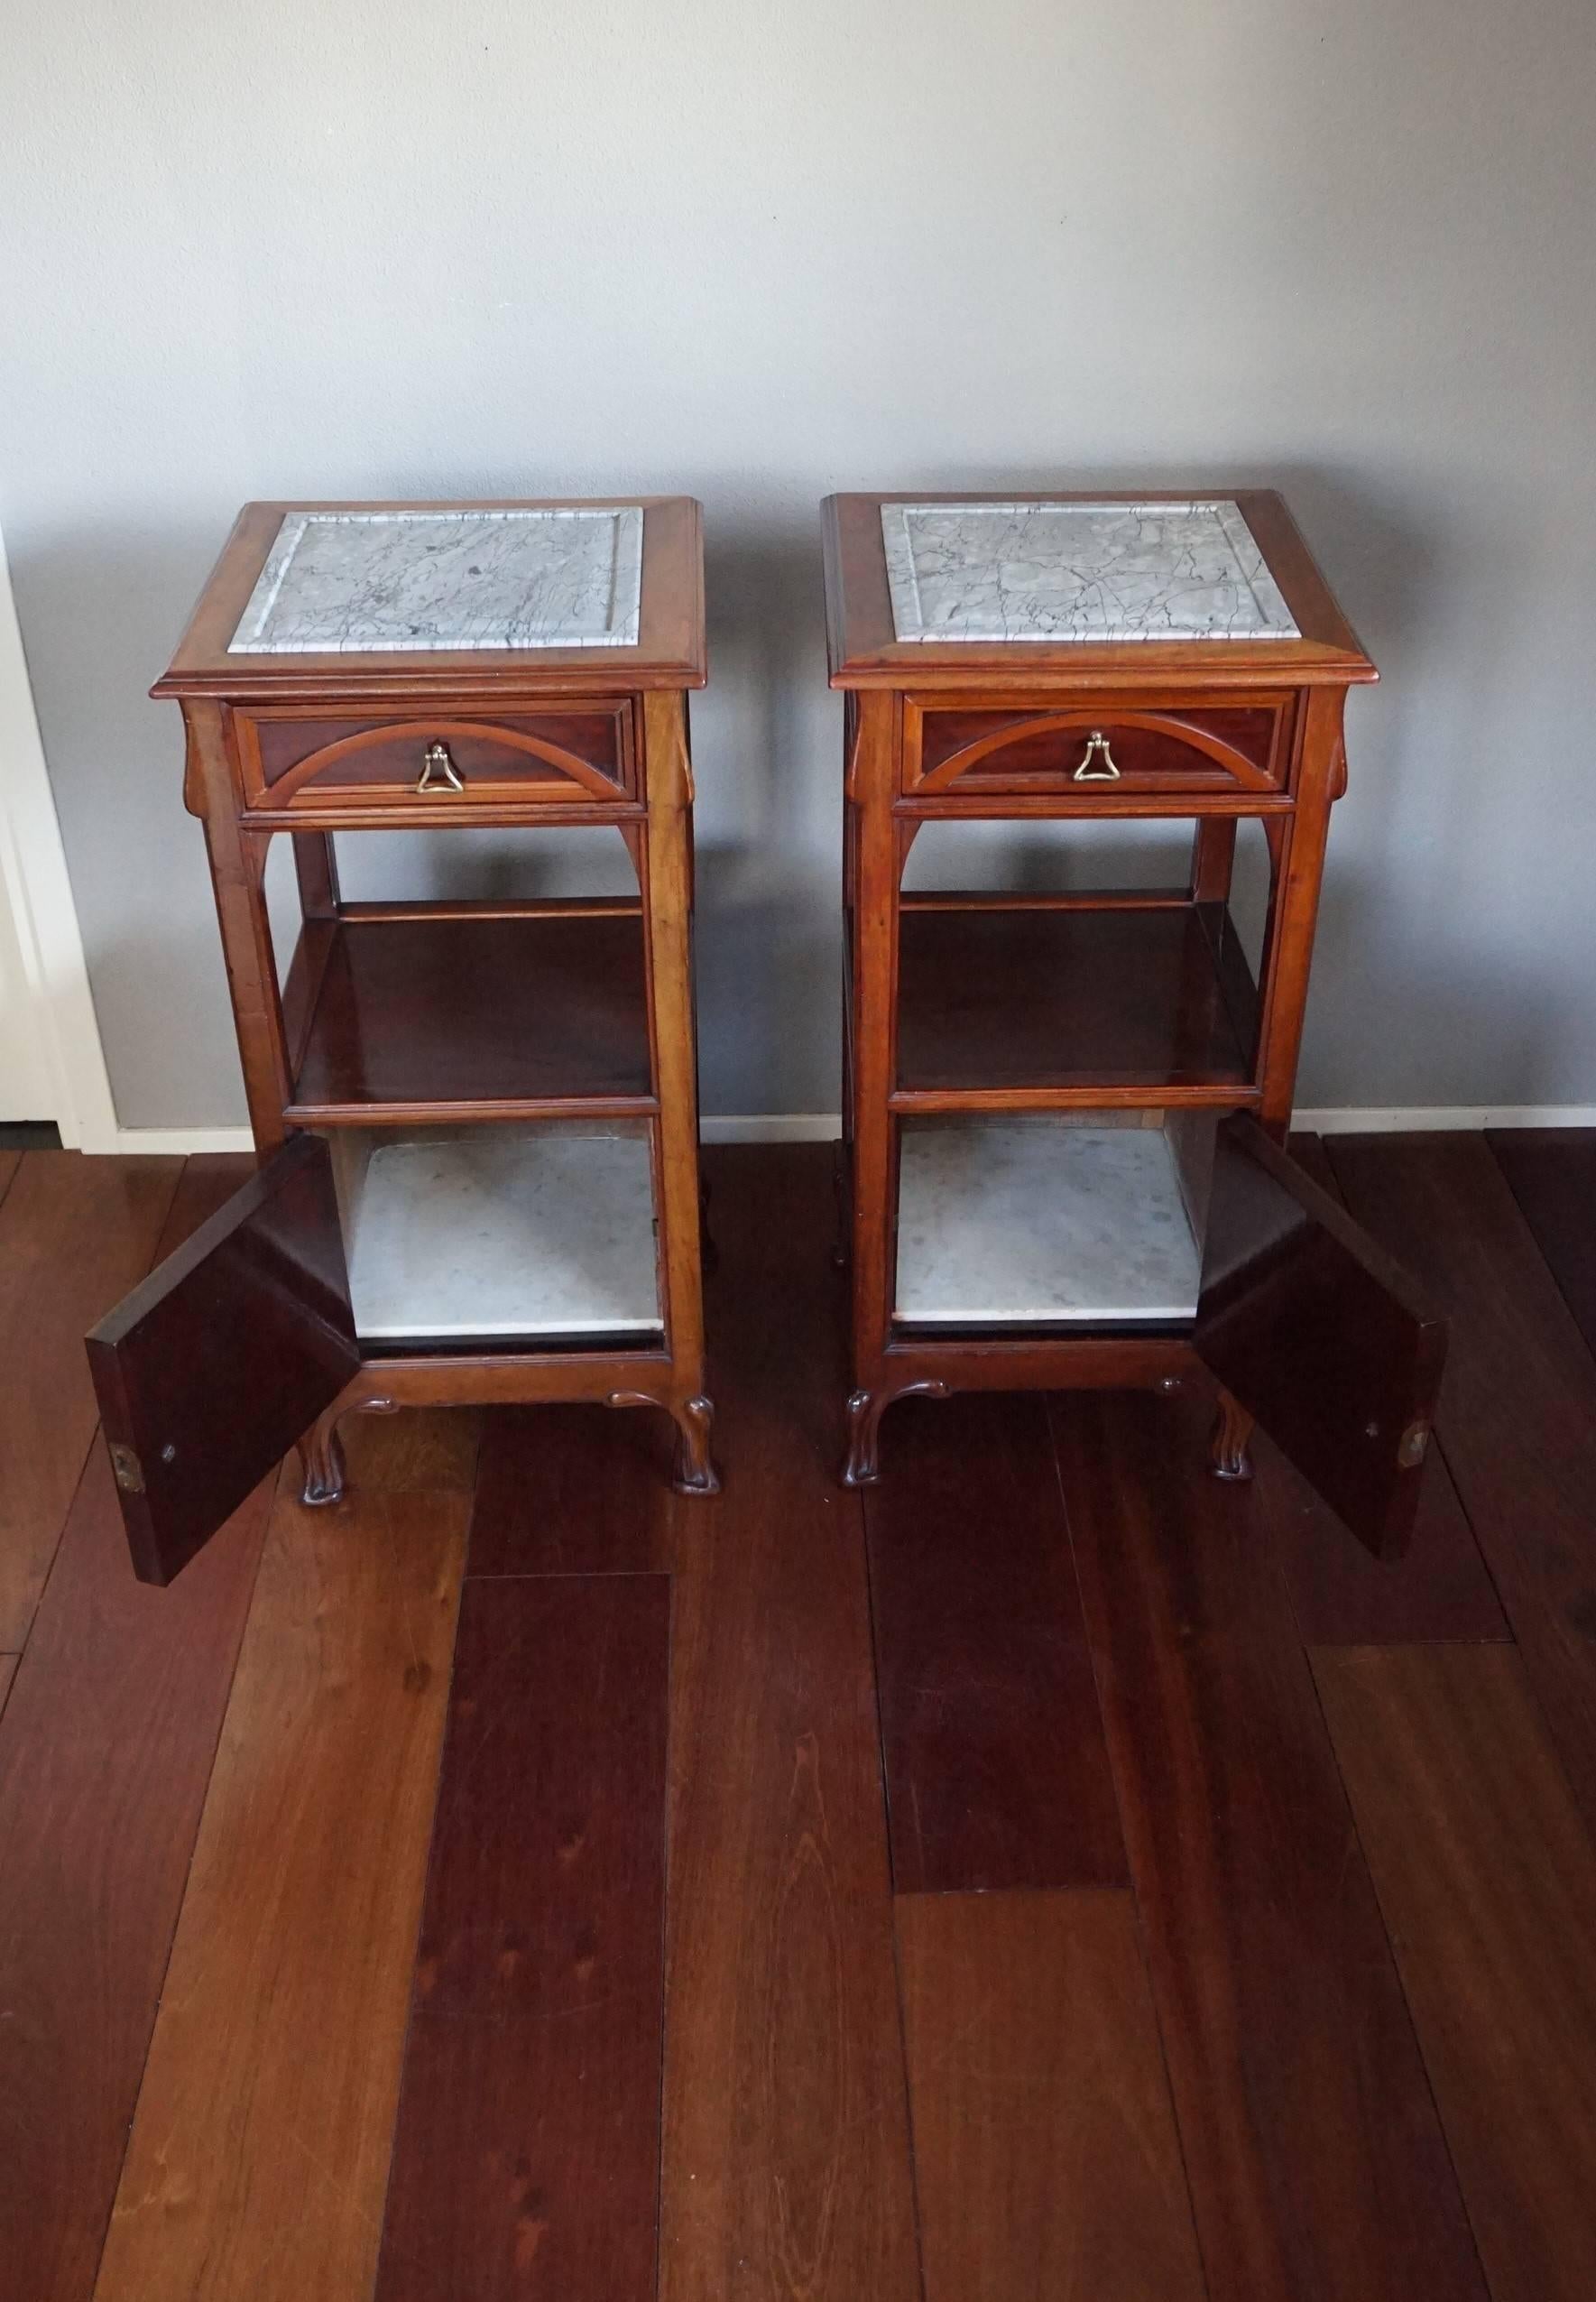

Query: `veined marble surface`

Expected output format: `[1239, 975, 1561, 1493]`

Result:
[228, 506, 644, 652]
[881, 499, 1299, 643]
[895, 1121, 1202, 1325]
[340, 1127, 661, 1338]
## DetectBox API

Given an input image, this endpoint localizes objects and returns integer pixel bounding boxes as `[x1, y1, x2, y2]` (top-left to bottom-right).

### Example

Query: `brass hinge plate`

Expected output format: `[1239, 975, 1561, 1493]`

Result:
[1398, 1419, 1431, 1470]
[109, 1442, 146, 1495]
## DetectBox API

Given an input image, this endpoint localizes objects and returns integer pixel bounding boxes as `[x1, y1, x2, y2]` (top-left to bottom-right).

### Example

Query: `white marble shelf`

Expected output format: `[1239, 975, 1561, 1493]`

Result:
[229, 506, 644, 654]
[331, 1124, 661, 1340]
[895, 1120, 1203, 1325]
[881, 499, 1299, 644]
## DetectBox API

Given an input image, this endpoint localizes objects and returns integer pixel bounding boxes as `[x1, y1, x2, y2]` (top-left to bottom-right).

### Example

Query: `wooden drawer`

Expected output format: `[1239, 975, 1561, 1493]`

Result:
[232, 702, 636, 812]
[902, 692, 1294, 800]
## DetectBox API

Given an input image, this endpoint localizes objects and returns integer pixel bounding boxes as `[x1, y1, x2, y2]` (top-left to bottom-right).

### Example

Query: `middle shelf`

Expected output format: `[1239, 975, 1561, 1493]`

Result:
[892, 895, 1261, 1106]
[282, 902, 655, 1123]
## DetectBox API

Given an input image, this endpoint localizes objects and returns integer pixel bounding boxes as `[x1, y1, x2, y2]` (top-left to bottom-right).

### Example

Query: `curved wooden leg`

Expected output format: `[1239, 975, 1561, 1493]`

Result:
[842, 1380, 948, 1487]
[669, 1395, 720, 1495]
[606, 1391, 721, 1495]
[1209, 1388, 1256, 1484]
[298, 1405, 347, 1508]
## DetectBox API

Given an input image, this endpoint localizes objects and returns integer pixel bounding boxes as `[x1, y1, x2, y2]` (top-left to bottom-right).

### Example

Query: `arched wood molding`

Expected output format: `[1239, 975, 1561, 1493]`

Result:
[918, 708, 1275, 791]
[263, 717, 627, 805]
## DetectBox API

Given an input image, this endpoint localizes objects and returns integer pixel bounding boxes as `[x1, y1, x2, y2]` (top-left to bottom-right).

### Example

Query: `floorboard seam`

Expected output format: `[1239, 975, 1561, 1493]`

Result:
[82, 1494, 271, 2298]
[1040, 1392, 1216, 2302]
[366, 1490, 475, 2291]
[1485, 1132, 1596, 1375]
[1302, 1643, 1495, 2301]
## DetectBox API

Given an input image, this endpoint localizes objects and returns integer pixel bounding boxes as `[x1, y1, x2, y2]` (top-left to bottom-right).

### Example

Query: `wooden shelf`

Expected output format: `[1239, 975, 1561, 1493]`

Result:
[894, 898, 1258, 1105]
[284, 907, 655, 1123]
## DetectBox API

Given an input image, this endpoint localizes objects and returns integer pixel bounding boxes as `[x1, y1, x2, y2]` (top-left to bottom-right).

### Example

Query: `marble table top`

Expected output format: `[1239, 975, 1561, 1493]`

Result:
[228, 505, 644, 653]
[881, 499, 1300, 644]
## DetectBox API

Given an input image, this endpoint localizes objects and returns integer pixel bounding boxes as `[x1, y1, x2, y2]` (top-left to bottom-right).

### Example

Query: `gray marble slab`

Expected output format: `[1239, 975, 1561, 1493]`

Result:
[881, 499, 1299, 643]
[340, 1126, 661, 1338]
[229, 506, 644, 653]
[895, 1121, 1202, 1324]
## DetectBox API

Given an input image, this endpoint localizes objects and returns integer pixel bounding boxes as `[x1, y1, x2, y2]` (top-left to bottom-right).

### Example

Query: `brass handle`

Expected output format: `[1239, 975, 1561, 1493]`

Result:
[1073, 731, 1121, 782]
[416, 742, 465, 794]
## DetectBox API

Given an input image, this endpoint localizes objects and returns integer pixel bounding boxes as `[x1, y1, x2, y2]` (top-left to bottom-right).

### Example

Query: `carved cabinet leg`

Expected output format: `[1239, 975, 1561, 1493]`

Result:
[670, 1395, 720, 1496]
[607, 1389, 720, 1496]
[1209, 1387, 1256, 1483]
[298, 1405, 347, 1507]
[842, 1380, 948, 1487]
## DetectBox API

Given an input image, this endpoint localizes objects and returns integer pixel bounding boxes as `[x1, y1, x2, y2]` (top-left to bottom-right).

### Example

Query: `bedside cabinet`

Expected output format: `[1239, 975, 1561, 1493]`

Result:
[825, 491, 1445, 1558]
[89, 497, 717, 1587]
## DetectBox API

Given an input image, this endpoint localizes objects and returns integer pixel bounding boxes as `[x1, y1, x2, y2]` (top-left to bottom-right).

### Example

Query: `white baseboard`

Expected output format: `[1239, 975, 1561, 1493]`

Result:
[100, 1115, 845, 1156]
[93, 1105, 1596, 1159]
[699, 1114, 839, 1143]
[105, 1125, 260, 1157]
[1293, 1105, 1596, 1133]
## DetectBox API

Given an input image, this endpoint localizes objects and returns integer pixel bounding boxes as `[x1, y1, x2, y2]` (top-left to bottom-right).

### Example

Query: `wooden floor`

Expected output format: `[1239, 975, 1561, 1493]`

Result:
[2, 1131, 1595, 2302]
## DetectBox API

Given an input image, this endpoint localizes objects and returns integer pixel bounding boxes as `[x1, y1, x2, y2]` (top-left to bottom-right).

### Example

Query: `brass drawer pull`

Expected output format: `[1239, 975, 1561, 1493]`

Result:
[1073, 731, 1121, 782]
[416, 742, 465, 794]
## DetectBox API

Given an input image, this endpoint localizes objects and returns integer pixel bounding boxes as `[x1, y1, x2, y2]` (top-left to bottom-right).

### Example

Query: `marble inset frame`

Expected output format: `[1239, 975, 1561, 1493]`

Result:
[881, 499, 1301, 645]
[229, 506, 645, 654]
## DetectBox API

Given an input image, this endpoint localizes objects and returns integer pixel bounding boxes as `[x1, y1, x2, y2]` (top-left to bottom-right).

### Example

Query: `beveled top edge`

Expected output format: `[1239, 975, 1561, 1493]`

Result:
[879, 498, 1302, 645]
[155, 496, 706, 696]
[822, 489, 1376, 687]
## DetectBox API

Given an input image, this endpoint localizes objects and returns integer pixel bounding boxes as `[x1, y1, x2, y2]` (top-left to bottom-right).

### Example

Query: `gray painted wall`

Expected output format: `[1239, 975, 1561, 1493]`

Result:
[5, 0, 1594, 1129]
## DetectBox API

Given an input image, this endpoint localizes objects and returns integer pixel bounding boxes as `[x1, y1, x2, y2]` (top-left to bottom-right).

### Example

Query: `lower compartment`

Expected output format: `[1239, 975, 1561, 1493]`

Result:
[894, 1112, 1215, 1327]
[326, 1120, 662, 1343]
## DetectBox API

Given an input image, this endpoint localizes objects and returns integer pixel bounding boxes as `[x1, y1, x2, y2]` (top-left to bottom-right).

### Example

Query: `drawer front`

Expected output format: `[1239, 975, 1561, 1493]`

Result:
[902, 694, 1294, 799]
[233, 703, 636, 812]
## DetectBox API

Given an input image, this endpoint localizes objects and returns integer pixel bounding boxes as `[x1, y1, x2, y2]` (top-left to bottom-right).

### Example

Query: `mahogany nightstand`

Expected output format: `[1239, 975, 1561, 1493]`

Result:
[825, 490, 1445, 1559]
[89, 497, 717, 1586]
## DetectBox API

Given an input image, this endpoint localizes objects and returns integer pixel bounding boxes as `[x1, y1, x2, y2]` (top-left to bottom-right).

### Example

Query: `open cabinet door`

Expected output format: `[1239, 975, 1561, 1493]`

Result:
[1195, 1116, 1446, 1561]
[86, 1134, 360, 1586]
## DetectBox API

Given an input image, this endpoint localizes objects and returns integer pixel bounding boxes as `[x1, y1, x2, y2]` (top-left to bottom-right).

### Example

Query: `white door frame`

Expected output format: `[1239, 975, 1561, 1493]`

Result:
[0, 519, 119, 1150]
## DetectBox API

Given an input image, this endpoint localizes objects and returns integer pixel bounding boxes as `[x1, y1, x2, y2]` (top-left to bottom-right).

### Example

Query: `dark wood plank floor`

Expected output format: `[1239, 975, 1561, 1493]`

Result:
[0, 1131, 1592, 2302]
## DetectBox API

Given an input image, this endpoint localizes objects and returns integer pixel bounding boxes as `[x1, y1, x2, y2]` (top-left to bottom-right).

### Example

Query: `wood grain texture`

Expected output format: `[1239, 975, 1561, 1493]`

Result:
[896, 903, 1252, 1093]
[1053, 1390, 1488, 2302]
[1327, 1133, 1596, 1825]
[864, 1390, 1125, 1891]
[1487, 1126, 1596, 1360]
[0, 1652, 14, 1721]
[374, 1573, 669, 2302]
[93, 1484, 467, 2302]
[1197, 1114, 1445, 1558]
[289, 912, 652, 1117]
[659, 1146, 919, 2302]
[0, 1148, 20, 1206]
[1275, 1136, 1504, 1641]
[1314, 1645, 1596, 2302]
[897, 1891, 1205, 2302]
[87, 1135, 358, 1586]
[0, 1150, 180, 1643]
[0, 1156, 268, 2302]
[469, 1403, 672, 1576]
[1259, 1428, 1507, 1644]
[338, 1402, 484, 1493]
